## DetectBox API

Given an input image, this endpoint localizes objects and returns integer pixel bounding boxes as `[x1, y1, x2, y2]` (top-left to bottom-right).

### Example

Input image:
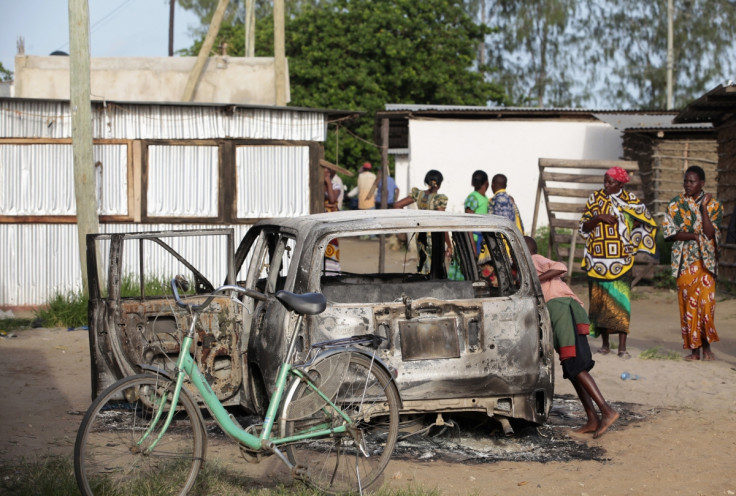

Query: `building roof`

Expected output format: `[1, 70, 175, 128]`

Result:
[0, 96, 362, 122]
[593, 112, 711, 132]
[674, 84, 736, 126]
[374, 104, 695, 151]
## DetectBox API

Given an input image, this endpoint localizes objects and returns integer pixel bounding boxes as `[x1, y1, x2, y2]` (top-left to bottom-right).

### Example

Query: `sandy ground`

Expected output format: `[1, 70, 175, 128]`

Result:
[1, 283, 735, 495]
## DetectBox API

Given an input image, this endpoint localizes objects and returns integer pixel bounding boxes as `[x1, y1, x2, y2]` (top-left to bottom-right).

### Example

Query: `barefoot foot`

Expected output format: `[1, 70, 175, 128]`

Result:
[572, 421, 598, 434]
[593, 410, 620, 439]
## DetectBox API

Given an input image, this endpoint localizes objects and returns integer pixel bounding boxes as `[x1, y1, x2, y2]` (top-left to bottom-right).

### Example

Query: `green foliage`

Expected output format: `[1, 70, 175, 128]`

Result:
[485, 0, 584, 106]
[0, 454, 441, 496]
[182, 0, 508, 173]
[35, 290, 88, 328]
[533, 225, 551, 259]
[639, 346, 681, 361]
[581, 0, 736, 108]
[653, 267, 676, 290]
[0, 61, 12, 81]
[0, 456, 78, 496]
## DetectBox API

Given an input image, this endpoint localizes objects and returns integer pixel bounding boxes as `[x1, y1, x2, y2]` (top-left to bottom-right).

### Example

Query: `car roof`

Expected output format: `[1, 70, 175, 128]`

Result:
[254, 209, 518, 235]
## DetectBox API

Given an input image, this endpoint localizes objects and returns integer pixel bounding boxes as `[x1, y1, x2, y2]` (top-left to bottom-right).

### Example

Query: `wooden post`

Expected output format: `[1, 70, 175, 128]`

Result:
[168, 0, 175, 57]
[244, 0, 255, 57]
[379, 118, 389, 273]
[69, 0, 99, 296]
[181, 0, 230, 102]
[274, 0, 286, 106]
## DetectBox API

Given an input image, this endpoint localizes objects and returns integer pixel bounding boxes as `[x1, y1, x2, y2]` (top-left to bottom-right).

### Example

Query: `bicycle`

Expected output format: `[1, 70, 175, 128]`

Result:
[74, 276, 400, 495]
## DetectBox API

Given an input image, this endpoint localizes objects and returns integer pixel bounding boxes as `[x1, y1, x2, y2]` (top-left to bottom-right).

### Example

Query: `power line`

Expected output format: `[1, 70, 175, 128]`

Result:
[53, 0, 140, 53]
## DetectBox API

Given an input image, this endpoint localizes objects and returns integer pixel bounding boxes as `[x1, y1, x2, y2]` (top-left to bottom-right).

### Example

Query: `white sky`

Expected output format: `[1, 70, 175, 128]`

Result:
[1, 0, 200, 74]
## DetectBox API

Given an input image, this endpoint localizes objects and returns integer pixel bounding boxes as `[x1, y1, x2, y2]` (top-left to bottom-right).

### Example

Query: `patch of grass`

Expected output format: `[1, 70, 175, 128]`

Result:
[34, 290, 88, 328]
[653, 267, 676, 290]
[0, 455, 440, 496]
[0, 455, 78, 496]
[0, 317, 34, 332]
[639, 346, 681, 360]
[120, 272, 178, 298]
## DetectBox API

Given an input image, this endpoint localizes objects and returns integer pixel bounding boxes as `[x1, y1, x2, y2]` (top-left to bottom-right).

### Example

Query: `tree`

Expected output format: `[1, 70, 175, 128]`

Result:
[583, 0, 736, 109]
[182, 0, 507, 174]
[483, 0, 583, 107]
[0, 61, 12, 81]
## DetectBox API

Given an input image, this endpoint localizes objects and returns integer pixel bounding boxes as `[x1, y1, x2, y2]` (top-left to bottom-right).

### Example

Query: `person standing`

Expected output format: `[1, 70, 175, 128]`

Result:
[578, 167, 657, 359]
[323, 166, 342, 274]
[489, 174, 524, 232]
[662, 165, 723, 361]
[394, 169, 449, 274]
[375, 171, 399, 209]
[347, 162, 377, 210]
[464, 170, 489, 214]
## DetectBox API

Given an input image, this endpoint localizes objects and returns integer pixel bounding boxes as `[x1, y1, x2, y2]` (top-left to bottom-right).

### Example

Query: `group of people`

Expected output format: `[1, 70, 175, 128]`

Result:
[578, 165, 723, 364]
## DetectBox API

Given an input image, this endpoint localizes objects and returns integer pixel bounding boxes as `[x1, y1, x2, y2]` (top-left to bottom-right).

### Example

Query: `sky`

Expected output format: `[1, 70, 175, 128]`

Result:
[1, 0, 202, 75]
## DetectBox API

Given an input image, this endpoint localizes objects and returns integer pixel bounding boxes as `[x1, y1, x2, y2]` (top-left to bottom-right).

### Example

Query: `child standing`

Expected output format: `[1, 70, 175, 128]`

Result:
[464, 170, 489, 214]
[524, 236, 619, 438]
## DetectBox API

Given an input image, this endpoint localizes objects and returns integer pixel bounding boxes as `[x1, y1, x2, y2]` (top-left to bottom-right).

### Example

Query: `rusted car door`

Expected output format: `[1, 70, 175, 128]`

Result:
[86, 230, 249, 406]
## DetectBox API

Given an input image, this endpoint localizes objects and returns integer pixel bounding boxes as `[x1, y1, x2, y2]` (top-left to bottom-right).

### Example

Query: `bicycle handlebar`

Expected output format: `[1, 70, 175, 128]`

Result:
[170, 276, 267, 312]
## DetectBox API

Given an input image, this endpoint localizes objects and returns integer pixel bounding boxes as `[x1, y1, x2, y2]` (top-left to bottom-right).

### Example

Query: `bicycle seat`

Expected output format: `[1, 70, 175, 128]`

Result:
[275, 290, 327, 315]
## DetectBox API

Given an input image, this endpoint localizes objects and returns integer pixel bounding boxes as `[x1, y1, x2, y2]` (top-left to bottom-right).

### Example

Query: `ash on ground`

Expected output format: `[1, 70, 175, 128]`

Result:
[391, 394, 651, 464]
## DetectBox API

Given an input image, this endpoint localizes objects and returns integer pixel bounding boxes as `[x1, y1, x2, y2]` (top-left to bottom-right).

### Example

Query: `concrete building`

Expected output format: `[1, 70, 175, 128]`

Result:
[13, 55, 289, 105]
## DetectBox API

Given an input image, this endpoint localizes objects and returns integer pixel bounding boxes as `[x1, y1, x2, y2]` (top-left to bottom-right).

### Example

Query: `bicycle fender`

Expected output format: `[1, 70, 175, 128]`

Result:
[306, 348, 401, 402]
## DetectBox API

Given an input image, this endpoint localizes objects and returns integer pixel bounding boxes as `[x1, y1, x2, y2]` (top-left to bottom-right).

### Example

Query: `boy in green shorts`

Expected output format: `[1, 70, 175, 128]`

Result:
[525, 236, 619, 438]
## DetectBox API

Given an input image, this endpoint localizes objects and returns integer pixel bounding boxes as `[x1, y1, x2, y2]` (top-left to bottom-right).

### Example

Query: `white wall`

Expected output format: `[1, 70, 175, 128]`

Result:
[14, 55, 290, 105]
[394, 119, 622, 232]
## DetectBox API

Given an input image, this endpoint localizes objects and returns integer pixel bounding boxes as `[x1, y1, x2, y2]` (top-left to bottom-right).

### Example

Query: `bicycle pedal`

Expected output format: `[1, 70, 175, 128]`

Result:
[292, 464, 309, 481]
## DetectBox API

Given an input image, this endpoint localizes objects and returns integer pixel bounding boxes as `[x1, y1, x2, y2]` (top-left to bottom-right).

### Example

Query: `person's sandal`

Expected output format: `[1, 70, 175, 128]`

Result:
[703, 351, 716, 361]
[618, 351, 631, 359]
[597, 347, 611, 355]
[683, 353, 700, 361]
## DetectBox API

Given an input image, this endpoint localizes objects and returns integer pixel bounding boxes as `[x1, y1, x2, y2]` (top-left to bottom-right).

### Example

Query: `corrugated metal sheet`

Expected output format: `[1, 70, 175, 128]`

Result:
[1, 99, 326, 141]
[0, 100, 71, 138]
[147, 145, 219, 217]
[236, 145, 310, 218]
[0, 143, 128, 215]
[0, 223, 253, 306]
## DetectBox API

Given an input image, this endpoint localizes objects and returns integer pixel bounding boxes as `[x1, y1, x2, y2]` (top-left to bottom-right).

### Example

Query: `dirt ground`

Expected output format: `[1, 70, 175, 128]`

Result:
[1, 282, 736, 495]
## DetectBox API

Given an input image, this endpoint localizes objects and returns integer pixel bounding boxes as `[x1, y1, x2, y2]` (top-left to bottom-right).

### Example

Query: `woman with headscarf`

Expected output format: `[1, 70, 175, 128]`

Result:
[394, 169, 449, 274]
[662, 165, 723, 361]
[578, 167, 657, 359]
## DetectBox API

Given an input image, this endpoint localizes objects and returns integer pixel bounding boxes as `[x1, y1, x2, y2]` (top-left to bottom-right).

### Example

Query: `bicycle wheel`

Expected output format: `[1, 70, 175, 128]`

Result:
[283, 353, 399, 494]
[74, 373, 207, 496]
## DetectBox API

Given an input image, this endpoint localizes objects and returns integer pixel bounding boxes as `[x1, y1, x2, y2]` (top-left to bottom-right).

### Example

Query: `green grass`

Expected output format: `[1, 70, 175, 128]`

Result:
[0, 455, 440, 496]
[639, 346, 681, 360]
[1, 273, 183, 330]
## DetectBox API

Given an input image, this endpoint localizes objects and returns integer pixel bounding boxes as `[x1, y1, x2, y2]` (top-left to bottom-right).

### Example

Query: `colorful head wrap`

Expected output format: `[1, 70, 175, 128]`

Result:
[606, 166, 630, 184]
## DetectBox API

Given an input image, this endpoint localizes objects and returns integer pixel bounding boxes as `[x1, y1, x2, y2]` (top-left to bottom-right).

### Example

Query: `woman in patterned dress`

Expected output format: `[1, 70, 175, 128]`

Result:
[578, 167, 657, 359]
[662, 166, 723, 361]
[393, 169, 449, 274]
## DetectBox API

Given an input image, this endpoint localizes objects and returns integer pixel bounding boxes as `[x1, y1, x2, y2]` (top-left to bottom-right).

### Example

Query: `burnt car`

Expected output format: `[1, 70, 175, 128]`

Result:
[86, 210, 555, 428]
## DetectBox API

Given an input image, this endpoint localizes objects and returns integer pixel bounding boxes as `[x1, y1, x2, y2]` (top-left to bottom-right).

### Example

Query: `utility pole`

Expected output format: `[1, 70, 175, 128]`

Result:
[274, 0, 286, 106]
[182, 0, 229, 101]
[69, 0, 99, 295]
[168, 0, 175, 56]
[244, 0, 255, 57]
[666, 0, 674, 109]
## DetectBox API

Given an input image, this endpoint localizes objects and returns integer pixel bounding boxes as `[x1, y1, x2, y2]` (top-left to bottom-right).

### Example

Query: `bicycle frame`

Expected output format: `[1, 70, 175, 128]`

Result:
[145, 303, 353, 459]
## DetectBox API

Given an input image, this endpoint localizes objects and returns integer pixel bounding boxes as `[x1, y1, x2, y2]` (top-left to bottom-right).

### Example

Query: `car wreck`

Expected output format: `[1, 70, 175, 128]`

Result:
[86, 210, 555, 429]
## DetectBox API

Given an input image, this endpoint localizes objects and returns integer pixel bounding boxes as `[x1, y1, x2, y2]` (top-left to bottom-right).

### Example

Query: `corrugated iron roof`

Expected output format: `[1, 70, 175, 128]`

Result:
[674, 83, 736, 125]
[594, 113, 712, 132]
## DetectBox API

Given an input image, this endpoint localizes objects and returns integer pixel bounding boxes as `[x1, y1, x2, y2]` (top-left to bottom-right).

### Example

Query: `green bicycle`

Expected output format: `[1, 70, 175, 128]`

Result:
[74, 276, 400, 495]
